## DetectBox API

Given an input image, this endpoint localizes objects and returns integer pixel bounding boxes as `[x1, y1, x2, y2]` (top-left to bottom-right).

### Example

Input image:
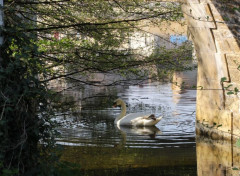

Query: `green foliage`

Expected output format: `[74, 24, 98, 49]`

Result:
[148, 43, 194, 79]
[0, 3, 61, 175]
[236, 139, 240, 148]
[0, 0, 189, 175]
[220, 77, 227, 82]
[221, 77, 239, 95]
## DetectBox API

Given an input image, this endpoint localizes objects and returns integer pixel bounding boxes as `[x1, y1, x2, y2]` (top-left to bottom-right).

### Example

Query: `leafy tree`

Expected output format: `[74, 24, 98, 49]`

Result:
[0, 0, 191, 175]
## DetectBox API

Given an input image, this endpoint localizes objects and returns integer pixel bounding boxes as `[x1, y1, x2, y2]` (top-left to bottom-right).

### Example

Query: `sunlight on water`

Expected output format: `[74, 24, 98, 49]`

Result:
[56, 82, 196, 148]
[56, 82, 197, 175]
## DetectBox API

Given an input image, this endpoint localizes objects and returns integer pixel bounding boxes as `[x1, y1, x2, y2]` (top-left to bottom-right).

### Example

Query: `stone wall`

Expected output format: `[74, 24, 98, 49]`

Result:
[182, 0, 240, 138]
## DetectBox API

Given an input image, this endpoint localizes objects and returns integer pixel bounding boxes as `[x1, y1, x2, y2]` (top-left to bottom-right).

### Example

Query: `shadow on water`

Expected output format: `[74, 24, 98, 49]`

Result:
[55, 82, 197, 175]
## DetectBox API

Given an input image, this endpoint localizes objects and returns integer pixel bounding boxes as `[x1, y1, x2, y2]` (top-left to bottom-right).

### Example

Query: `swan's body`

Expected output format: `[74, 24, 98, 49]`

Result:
[113, 99, 162, 127]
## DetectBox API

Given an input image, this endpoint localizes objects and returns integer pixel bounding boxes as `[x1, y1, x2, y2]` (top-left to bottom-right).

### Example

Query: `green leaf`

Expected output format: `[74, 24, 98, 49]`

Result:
[2, 169, 18, 175]
[234, 87, 239, 93]
[236, 139, 240, 148]
[227, 91, 234, 95]
[221, 77, 227, 82]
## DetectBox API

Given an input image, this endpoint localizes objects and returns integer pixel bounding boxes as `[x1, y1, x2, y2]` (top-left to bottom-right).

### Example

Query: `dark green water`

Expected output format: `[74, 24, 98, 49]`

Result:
[55, 82, 197, 175]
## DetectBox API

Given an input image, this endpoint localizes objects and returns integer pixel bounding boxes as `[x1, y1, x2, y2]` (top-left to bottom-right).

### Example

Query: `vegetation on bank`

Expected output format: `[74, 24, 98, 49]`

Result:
[0, 0, 193, 175]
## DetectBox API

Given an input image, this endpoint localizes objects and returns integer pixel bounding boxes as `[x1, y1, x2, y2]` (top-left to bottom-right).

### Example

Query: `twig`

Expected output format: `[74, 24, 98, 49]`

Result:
[16, 94, 23, 107]
[1, 91, 9, 101]
[0, 101, 6, 120]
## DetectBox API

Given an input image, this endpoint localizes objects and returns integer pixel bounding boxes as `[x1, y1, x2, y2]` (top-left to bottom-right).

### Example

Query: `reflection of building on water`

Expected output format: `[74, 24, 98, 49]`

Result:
[197, 137, 240, 176]
[172, 69, 197, 91]
[56, 80, 197, 175]
[171, 42, 197, 91]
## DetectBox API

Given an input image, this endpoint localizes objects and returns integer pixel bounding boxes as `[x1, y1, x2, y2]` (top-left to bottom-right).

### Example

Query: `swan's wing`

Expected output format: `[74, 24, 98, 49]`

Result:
[119, 112, 150, 126]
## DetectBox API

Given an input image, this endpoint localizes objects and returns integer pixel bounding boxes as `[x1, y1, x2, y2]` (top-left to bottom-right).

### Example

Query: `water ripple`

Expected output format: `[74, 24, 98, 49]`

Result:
[56, 82, 196, 148]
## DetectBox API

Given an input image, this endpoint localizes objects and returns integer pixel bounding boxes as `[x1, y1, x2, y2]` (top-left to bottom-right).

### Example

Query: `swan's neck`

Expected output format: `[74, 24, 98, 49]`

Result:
[114, 102, 127, 124]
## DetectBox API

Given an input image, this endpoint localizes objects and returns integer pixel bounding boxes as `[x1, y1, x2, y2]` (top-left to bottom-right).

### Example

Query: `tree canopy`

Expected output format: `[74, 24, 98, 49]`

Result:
[0, 0, 193, 175]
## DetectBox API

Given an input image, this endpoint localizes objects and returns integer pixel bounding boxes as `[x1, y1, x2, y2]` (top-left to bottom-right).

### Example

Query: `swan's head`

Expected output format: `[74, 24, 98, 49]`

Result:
[112, 98, 124, 107]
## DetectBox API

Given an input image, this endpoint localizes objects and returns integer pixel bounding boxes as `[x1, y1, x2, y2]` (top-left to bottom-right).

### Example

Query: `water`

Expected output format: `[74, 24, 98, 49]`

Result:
[56, 82, 197, 176]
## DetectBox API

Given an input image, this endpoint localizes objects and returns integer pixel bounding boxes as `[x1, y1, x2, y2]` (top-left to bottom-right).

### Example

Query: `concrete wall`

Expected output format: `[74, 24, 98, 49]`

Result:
[182, 0, 240, 138]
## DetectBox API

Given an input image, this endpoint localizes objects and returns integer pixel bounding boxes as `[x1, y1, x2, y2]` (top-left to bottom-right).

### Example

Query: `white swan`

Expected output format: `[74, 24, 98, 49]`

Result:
[113, 98, 162, 127]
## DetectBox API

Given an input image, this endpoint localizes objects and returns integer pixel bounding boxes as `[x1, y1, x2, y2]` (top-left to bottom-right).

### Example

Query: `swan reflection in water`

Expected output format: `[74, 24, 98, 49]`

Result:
[117, 125, 161, 139]
[113, 125, 162, 148]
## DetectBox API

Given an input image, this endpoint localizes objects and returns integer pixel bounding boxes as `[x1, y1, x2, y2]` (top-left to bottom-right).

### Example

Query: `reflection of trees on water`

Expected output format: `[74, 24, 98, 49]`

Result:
[58, 81, 172, 117]
[56, 81, 196, 149]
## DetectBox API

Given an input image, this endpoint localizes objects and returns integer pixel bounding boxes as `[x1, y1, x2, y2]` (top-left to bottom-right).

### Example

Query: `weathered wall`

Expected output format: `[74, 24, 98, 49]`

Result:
[182, 0, 240, 138]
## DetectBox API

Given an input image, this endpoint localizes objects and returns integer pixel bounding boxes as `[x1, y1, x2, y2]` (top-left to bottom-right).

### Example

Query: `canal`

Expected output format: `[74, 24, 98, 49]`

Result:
[55, 81, 197, 175]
